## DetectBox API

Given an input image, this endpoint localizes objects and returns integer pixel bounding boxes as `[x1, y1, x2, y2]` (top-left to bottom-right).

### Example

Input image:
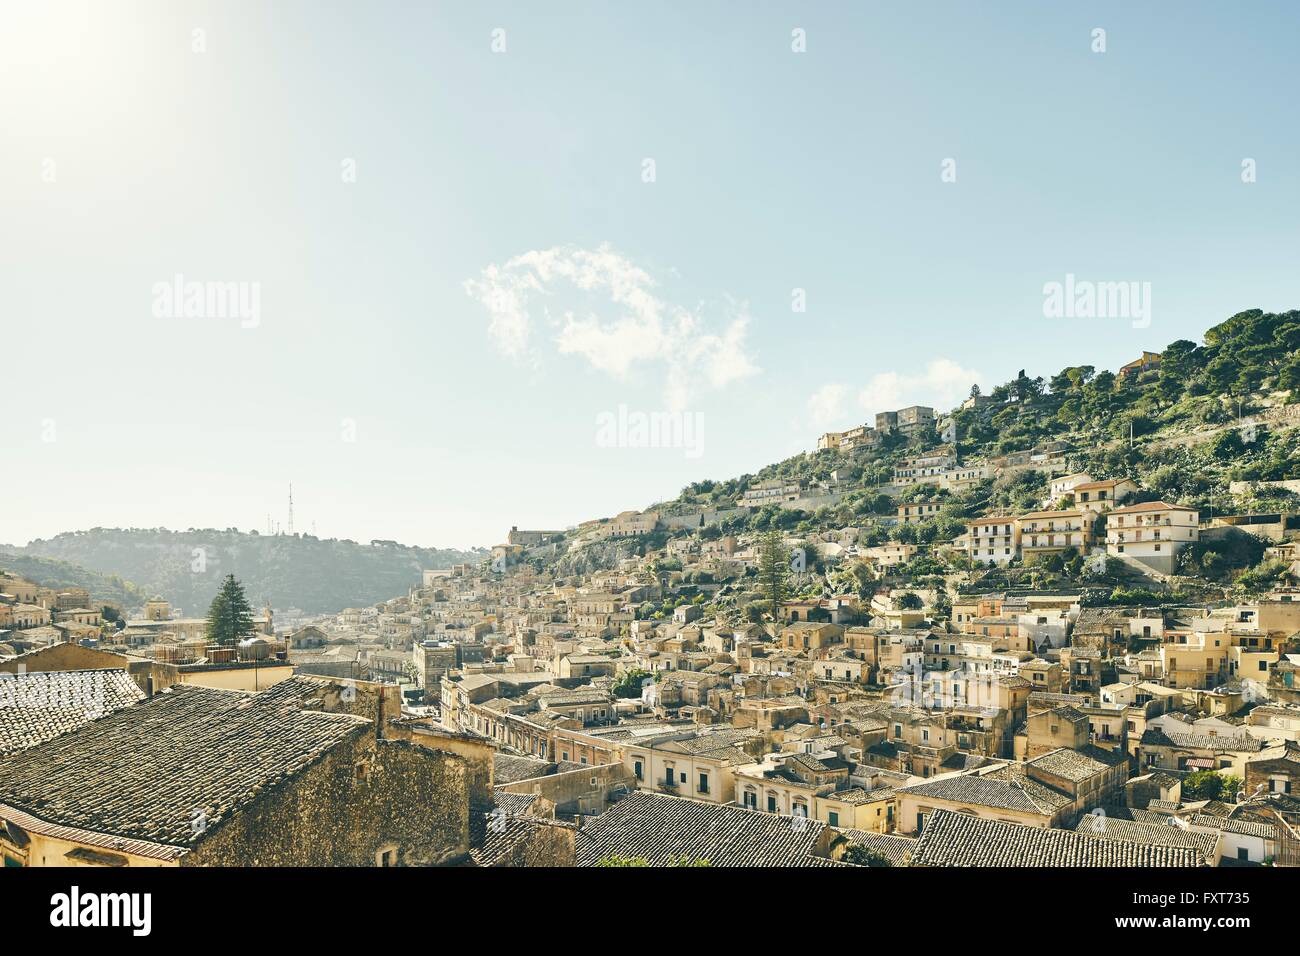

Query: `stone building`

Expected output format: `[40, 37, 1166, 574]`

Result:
[0, 679, 476, 867]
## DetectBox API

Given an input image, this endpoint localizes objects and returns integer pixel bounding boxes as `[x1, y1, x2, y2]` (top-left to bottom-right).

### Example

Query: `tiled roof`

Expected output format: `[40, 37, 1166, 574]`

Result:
[1141, 728, 1264, 752]
[0, 684, 369, 847]
[900, 766, 1070, 817]
[1108, 500, 1193, 515]
[1070, 815, 1219, 862]
[1026, 746, 1123, 782]
[912, 810, 1204, 867]
[1189, 814, 1278, 840]
[0, 669, 144, 756]
[494, 753, 554, 785]
[826, 786, 895, 805]
[491, 792, 542, 817]
[648, 727, 759, 758]
[575, 791, 840, 867]
[469, 807, 571, 867]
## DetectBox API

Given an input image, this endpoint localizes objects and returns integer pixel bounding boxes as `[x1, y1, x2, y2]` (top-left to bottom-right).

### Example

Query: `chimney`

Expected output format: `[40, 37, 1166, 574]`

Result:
[146, 674, 154, 697]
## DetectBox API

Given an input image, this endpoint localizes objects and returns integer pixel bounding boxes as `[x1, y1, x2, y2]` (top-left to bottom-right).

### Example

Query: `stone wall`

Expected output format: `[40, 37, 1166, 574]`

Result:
[499, 762, 636, 816]
[186, 733, 471, 867]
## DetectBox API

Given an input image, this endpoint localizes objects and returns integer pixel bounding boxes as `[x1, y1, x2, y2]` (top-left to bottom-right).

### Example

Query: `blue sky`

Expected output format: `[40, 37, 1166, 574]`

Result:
[3, 1, 1298, 550]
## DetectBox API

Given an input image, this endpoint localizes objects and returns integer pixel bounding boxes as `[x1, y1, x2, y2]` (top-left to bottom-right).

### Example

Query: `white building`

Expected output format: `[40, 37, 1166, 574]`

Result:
[1105, 501, 1199, 574]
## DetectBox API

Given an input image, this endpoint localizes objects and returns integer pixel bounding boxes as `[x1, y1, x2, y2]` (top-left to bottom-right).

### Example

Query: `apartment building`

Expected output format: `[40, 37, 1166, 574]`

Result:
[897, 500, 943, 524]
[876, 405, 936, 435]
[893, 447, 957, 485]
[1016, 509, 1091, 563]
[967, 516, 1019, 566]
[1073, 478, 1138, 515]
[738, 480, 803, 508]
[1105, 501, 1200, 574]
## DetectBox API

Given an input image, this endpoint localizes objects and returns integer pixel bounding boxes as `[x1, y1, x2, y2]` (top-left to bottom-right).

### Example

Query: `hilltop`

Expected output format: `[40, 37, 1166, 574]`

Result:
[653, 308, 1300, 524]
[547, 309, 1300, 603]
[6, 529, 484, 616]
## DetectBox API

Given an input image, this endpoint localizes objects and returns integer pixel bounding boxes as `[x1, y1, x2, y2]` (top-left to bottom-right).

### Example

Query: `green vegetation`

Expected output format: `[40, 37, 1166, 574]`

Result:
[841, 844, 894, 867]
[612, 668, 652, 699]
[756, 530, 790, 616]
[892, 591, 923, 610]
[0, 550, 145, 610]
[1181, 770, 1243, 802]
[206, 574, 256, 646]
[631, 309, 1300, 599]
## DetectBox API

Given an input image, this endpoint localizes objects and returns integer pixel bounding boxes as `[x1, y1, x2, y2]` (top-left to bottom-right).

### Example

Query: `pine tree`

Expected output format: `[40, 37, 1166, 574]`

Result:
[756, 529, 789, 618]
[206, 574, 255, 646]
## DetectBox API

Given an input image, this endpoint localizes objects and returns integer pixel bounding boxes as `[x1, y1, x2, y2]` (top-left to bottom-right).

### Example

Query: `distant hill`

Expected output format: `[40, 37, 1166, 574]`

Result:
[0, 551, 147, 611]
[8, 529, 484, 616]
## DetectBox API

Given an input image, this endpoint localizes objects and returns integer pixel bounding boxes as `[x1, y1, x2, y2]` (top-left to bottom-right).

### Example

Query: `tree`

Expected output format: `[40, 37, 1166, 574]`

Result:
[1181, 770, 1239, 801]
[842, 844, 893, 867]
[893, 591, 923, 610]
[757, 529, 790, 617]
[206, 573, 255, 646]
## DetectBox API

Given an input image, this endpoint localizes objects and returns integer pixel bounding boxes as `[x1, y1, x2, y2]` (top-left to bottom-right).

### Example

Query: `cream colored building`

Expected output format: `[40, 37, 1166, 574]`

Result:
[967, 516, 1019, 565]
[1073, 478, 1138, 515]
[1106, 501, 1199, 575]
[1016, 509, 1090, 563]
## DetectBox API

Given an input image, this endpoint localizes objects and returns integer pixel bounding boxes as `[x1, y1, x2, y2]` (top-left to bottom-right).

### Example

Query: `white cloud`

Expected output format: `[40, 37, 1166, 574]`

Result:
[465, 245, 758, 410]
[810, 359, 982, 429]
[807, 383, 851, 429]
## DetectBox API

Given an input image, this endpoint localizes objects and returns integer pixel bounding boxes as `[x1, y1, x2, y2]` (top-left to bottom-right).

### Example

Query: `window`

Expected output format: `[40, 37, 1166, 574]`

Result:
[634, 760, 643, 781]
[827, 811, 839, 827]
[376, 845, 399, 867]
[698, 773, 709, 794]
[767, 795, 777, 812]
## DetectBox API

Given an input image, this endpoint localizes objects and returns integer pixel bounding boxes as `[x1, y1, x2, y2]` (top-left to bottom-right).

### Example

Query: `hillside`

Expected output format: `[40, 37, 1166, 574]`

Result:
[613, 309, 1300, 602]
[657, 309, 1300, 522]
[0, 551, 147, 611]
[7, 529, 484, 616]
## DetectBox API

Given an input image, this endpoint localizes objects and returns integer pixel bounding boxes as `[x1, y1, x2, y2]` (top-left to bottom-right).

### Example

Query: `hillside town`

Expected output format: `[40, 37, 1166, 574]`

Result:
[5, 350, 1300, 869]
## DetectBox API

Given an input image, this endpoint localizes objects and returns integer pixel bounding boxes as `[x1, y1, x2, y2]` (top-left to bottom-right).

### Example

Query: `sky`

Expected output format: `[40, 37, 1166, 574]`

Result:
[2, 1, 1299, 551]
